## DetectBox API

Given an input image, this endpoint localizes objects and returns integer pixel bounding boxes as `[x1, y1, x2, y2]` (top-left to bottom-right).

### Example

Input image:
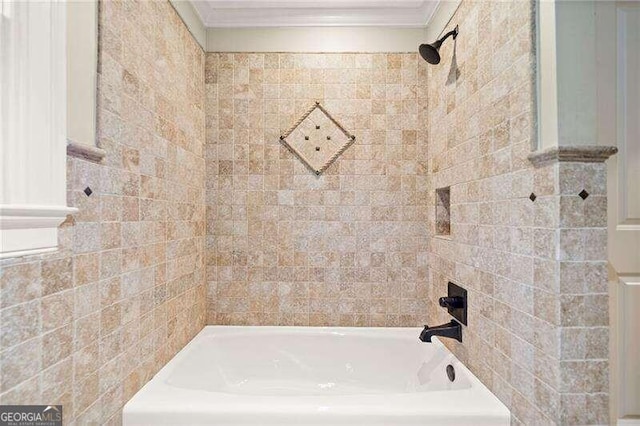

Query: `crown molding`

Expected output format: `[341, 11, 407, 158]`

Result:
[170, 1, 462, 52]
[191, 0, 440, 28]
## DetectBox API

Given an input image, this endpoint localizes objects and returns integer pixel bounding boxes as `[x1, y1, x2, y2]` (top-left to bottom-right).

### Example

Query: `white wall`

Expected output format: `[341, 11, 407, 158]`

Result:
[205, 27, 428, 52]
[537, 0, 602, 149]
[66, 0, 98, 148]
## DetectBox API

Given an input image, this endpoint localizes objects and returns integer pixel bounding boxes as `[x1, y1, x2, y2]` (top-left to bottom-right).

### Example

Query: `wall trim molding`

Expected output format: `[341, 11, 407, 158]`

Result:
[169, 1, 460, 53]
[1, 1, 75, 259]
[619, 275, 640, 286]
[528, 145, 618, 166]
[170, 1, 461, 53]
[618, 417, 640, 425]
[192, 0, 439, 29]
[67, 140, 106, 162]
[0, 204, 77, 259]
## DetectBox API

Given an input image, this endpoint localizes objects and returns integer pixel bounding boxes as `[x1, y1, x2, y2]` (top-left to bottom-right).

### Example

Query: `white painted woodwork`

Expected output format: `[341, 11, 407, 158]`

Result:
[603, 2, 640, 422]
[178, 0, 458, 53]
[66, 0, 98, 150]
[616, 4, 640, 231]
[0, 0, 77, 259]
[190, 0, 439, 28]
[618, 277, 640, 420]
[608, 2, 640, 275]
[614, 5, 640, 419]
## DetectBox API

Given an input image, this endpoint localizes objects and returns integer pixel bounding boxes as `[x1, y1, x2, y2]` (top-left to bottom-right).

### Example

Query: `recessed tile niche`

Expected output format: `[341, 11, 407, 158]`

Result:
[435, 187, 451, 236]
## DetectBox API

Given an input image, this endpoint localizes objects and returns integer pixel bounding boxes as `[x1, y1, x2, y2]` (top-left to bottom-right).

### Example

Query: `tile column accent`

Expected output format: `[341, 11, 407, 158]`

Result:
[425, 0, 617, 422]
[529, 145, 617, 425]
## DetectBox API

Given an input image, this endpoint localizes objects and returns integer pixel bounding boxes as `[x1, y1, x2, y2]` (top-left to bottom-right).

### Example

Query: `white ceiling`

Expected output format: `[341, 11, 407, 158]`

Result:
[190, 0, 441, 28]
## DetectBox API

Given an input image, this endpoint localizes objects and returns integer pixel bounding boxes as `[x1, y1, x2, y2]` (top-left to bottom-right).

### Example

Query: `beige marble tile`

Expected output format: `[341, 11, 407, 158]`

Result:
[205, 51, 429, 328]
[424, 1, 610, 424]
[0, 1, 613, 425]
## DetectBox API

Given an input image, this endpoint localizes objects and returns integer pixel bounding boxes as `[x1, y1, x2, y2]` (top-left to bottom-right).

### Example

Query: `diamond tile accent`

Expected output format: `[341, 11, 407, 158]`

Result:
[579, 189, 589, 200]
[84, 187, 93, 197]
[280, 102, 355, 175]
[529, 193, 536, 202]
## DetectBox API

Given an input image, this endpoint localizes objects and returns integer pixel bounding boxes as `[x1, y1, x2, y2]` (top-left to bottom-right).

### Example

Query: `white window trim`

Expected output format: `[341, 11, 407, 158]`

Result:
[0, 0, 77, 259]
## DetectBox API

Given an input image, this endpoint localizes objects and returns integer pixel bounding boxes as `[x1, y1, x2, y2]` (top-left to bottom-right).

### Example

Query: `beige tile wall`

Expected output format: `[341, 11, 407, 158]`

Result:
[426, 1, 610, 424]
[556, 162, 609, 425]
[0, 1, 206, 423]
[0, 1, 611, 424]
[205, 52, 431, 326]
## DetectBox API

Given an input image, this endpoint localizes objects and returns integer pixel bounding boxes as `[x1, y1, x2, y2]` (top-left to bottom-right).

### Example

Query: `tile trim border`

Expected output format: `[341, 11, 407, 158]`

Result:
[280, 102, 356, 176]
[66, 141, 106, 163]
[528, 145, 618, 167]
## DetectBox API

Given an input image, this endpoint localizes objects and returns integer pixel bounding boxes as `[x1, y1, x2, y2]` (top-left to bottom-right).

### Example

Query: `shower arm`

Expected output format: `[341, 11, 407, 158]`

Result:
[435, 26, 459, 47]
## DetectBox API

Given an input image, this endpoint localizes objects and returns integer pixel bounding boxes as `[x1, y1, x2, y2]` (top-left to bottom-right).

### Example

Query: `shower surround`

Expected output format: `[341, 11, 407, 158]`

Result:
[0, 0, 615, 425]
[426, 1, 610, 425]
[205, 52, 430, 326]
[205, 2, 612, 425]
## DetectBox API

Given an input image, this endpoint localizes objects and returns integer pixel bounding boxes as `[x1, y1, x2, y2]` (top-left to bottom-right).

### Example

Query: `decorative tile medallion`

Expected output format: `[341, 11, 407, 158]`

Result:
[280, 102, 356, 175]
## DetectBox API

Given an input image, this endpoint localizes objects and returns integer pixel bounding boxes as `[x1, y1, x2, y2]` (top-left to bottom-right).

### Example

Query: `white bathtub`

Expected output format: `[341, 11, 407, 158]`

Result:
[123, 326, 509, 425]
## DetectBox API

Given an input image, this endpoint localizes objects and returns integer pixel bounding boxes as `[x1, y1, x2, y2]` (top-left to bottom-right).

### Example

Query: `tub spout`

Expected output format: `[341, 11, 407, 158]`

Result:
[419, 320, 462, 343]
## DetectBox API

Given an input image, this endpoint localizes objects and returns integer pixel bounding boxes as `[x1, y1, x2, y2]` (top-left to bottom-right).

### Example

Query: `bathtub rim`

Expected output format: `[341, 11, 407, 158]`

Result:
[123, 325, 510, 423]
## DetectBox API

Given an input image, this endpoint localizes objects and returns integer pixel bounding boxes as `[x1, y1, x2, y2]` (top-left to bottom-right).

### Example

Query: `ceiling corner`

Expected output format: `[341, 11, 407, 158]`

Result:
[170, 0, 207, 49]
